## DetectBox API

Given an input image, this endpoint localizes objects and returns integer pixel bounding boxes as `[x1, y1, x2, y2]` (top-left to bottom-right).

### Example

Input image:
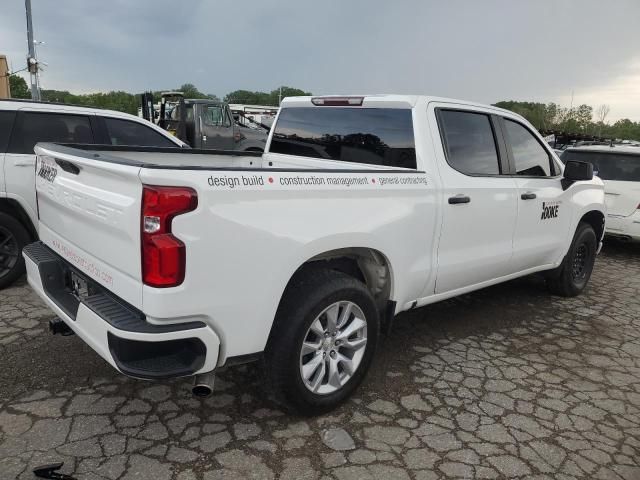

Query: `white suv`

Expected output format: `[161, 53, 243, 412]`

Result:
[561, 146, 640, 241]
[0, 99, 185, 288]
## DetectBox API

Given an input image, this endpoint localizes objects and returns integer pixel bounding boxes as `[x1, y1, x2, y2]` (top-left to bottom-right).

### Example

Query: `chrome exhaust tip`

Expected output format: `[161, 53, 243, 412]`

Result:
[192, 371, 215, 398]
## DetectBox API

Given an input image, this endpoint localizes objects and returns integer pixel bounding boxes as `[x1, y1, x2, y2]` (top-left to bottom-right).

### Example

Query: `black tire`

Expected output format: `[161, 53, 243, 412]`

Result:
[546, 222, 597, 297]
[264, 267, 379, 415]
[0, 212, 30, 290]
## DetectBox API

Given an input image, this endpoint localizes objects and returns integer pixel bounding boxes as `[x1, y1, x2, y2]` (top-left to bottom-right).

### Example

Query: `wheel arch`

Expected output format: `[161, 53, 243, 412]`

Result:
[579, 209, 605, 242]
[274, 246, 396, 325]
[0, 199, 38, 240]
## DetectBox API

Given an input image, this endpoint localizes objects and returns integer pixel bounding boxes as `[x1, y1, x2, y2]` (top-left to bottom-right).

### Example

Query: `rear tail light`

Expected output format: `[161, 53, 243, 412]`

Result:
[141, 185, 197, 288]
[311, 96, 364, 106]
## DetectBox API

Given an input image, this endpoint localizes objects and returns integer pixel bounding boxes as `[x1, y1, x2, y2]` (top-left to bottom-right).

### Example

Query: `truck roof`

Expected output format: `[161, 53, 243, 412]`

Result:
[0, 98, 185, 147]
[0, 98, 147, 120]
[565, 145, 640, 155]
[281, 94, 519, 117]
[184, 99, 223, 105]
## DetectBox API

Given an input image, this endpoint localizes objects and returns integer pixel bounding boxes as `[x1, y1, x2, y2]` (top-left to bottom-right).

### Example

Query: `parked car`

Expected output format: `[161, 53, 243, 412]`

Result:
[24, 95, 605, 414]
[561, 145, 640, 241]
[0, 99, 185, 288]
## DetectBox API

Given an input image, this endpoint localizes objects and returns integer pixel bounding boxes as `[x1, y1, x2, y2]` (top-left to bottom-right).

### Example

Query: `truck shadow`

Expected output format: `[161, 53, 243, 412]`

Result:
[2, 239, 638, 412]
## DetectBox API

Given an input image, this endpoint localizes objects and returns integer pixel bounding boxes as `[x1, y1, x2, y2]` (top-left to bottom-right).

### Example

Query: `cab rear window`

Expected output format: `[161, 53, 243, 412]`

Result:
[561, 150, 640, 181]
[270, 107, 416, 169]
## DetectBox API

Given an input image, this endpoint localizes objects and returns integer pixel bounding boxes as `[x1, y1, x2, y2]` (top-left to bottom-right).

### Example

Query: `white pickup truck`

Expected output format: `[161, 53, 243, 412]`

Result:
[25, 95, 605, 414]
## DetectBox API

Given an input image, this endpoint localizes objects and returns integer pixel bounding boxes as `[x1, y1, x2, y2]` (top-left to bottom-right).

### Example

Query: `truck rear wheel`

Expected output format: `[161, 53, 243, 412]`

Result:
[546, 222, 597, 297]
[264, 268, 379, 415]
[0, 212, 30, 289]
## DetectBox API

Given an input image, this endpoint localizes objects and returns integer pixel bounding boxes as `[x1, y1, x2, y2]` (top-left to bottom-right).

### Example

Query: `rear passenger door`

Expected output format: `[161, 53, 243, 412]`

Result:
[500, 117, 569, 271]
[5, 110, 96, 225]
[432, 106, 519, 294]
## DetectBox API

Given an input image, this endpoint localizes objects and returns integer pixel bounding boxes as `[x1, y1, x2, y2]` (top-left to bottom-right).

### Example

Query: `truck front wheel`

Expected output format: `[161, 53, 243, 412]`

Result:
[264, 268, 379, 415]
[0, 212, 30, 289]
[546, 222, 597, 297]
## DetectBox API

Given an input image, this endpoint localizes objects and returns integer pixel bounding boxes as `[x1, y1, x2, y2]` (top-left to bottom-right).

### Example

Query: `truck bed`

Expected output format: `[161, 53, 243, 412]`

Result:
[44, 143, 262, 169]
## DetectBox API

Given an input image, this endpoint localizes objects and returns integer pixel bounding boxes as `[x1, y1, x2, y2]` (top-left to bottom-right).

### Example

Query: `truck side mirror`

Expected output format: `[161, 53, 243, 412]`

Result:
[562, 160, 593, 190]
[564, 160, 593, 181]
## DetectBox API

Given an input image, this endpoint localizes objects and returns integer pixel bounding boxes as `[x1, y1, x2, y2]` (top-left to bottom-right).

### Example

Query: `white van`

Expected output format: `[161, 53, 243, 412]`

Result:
[561, 146, 640, 241]
[0, 99, 185, 288]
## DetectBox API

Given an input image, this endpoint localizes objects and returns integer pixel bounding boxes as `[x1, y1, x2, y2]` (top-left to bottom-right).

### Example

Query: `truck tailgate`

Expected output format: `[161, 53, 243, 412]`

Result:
[34, 144, 144, 308]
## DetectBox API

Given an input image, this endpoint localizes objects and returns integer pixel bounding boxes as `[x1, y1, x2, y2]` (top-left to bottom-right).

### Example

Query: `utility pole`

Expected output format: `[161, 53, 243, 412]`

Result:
[25, 0, 41, 100]
[278, 86, 282, 106]
[569, 89, 574, 118]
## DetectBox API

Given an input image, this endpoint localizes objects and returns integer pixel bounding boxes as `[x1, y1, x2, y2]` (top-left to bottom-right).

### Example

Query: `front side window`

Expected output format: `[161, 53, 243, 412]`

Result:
[104, 117, 176, 147]
[270, 107, 416, 169]
[438, 110, 500, 175]
[8, 112, 94, 154]
[203, 106, 225, 126]
[561, 151, 640, 181]
[504, 119, 552, 176]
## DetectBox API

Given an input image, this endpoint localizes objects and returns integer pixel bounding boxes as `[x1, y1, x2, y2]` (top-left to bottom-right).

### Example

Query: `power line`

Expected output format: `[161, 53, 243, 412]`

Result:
[0, 67, 29, 79]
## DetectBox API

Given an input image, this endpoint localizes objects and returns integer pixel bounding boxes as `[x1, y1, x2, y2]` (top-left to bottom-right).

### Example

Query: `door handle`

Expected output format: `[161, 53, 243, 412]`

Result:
[448, 195, 471, 205]
[520, 192, 537, 200]
[13, 158, 36, 167]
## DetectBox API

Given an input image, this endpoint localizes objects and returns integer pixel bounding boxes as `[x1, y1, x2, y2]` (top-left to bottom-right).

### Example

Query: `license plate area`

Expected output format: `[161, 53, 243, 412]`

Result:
[67, 269, 99, 301]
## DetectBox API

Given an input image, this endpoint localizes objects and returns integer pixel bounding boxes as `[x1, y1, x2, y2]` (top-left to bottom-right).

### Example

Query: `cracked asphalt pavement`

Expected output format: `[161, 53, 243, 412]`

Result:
[1, 240, 639, 480]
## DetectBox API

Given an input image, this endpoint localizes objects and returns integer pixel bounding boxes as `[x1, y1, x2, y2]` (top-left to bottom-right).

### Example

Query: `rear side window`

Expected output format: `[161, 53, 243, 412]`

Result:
[438, 110, 500, 175]
[504, 119, 553, 176]
[270, 107, 416, 169]
[0, 111, 16, 153]
[104, 117, 177, 147]
[8, 112, 94, 154]
[561, 151, 640, 181]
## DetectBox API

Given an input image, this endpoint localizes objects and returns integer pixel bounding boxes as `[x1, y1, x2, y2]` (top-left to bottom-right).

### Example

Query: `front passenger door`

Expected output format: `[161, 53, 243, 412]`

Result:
[200, 105, 235, 150]
[502, 118, 569, 271]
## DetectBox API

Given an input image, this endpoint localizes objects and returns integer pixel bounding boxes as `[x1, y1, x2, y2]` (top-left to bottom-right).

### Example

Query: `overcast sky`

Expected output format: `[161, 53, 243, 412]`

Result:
[2, 0, 639, 121]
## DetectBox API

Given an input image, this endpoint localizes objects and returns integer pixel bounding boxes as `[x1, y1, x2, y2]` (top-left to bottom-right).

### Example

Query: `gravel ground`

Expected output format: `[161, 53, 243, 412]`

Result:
[1, 240, 639, 480]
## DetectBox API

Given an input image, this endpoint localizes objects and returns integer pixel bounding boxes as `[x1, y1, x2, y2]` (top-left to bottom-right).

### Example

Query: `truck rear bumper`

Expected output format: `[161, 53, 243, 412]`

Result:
[23, 241, 220, 380]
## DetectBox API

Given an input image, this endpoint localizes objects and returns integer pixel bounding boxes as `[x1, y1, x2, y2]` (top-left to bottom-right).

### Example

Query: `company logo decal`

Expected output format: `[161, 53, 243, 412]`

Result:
[37, 160, 58, 183]
[541, 201, 560, 220]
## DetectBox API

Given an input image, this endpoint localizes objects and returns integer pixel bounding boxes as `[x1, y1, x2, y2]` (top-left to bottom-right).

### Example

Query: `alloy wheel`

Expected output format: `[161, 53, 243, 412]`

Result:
[299, 301, 368, 395]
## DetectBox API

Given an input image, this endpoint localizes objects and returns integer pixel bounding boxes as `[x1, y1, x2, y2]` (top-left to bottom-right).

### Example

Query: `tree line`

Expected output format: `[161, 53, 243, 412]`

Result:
[8, 75, 309, 115]
[493, 100, 639, 141]
[7, 75, 639, 140]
